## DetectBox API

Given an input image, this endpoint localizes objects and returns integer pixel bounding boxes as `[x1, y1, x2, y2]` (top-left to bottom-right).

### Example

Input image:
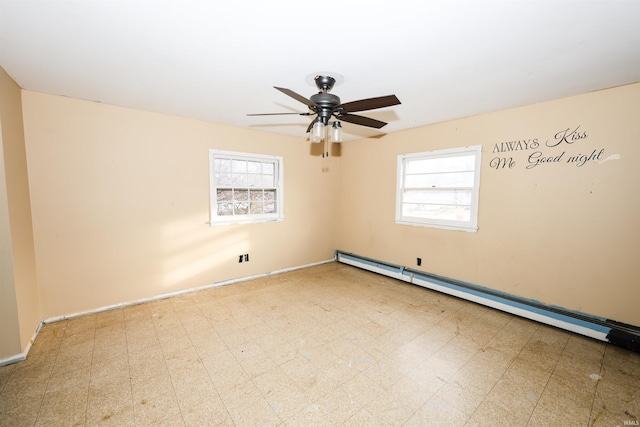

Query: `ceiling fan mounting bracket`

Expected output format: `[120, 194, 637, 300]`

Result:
[314, 75, 336, 93]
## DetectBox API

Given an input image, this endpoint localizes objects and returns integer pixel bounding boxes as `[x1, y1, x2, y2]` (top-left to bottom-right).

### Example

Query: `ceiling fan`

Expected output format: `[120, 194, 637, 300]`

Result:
[248, 75, 401, 143]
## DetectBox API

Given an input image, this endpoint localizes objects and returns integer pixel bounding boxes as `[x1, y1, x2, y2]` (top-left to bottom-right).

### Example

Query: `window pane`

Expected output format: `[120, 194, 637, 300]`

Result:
[250, 190, 263, 201]
[404, 189, 472, 205]
[250, 202, 264, 214]
[232, 173, 248, 187]
[232, 160, 246, 173]
[234, 189, 248, 201]
[216, 173, 231, 186]
[264, 190, 275, 201]
[234, 189, 249, 215]
[217, 189, 232, 201]
[234, 203, 248, 215]
[217, 203, 233, 216]
[247, 161, 261, 174]
[248, 174, 262, 187]
[402, 203, 471, 222]
[214, 159, 231, 173]
[262, 163, 274, 174]
[406, 155, 475, 174]
[264, 201, 276, 214]
[262, 175, 275, 187]
[405, 171, 475, 188]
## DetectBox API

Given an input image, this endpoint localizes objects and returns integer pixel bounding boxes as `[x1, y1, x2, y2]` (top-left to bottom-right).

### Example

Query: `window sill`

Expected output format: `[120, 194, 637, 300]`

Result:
[395, 219, 478, 232]
[209, 217, 284, 227]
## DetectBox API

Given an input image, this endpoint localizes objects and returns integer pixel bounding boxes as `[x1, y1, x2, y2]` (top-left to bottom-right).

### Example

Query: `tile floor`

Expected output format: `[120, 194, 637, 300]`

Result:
[0, 262, 639, 426]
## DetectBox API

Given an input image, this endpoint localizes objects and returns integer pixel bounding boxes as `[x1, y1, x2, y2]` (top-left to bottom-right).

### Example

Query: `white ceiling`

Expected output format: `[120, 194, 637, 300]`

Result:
[1, 1, 639, 142]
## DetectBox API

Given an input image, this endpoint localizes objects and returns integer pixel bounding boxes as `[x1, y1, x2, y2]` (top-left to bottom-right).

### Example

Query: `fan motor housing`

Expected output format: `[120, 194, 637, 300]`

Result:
[310, 92, 340, 107]
[311, 92, 341, 123]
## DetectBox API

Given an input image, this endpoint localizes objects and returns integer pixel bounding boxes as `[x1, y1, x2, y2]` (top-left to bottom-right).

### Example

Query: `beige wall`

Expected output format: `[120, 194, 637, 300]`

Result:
[10, 80, 640, 350]
[0, 67, 41, 359]
[0, 117, 21, 359]
[337, 83, 640, 326]
[22, 91, 338, 319]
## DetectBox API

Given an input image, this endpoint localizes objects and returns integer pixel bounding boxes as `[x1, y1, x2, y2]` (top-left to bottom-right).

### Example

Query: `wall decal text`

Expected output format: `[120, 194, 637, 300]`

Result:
[489, 125, 606, 170]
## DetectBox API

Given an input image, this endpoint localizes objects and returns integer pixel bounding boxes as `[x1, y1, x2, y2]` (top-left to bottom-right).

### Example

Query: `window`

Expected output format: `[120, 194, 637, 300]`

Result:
[396, 145, 482, 231]
[209, 149, 283, 225]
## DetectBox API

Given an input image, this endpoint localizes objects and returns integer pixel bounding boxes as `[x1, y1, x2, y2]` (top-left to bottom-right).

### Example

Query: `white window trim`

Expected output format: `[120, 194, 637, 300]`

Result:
[209, 149, 284, 226]
[396, 145, 482, 232]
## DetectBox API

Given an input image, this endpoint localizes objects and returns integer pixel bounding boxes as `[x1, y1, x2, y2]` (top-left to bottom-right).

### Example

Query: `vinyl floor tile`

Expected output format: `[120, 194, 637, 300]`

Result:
[1, 262, 639, 426]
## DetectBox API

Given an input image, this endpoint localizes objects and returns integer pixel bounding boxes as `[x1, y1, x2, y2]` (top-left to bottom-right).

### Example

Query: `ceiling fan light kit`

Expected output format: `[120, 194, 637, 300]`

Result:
[329, 121, 342, 143]
[311, 120, 325, 143]
[248, 74, 401, 146]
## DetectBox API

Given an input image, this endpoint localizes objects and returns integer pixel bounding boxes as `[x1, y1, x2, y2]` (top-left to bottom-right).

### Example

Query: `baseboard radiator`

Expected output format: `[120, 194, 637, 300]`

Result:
[335, 250, 639, 353]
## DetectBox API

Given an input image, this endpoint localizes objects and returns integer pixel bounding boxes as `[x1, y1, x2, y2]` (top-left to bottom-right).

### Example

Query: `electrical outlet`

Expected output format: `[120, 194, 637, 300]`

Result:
[417, 257, 422, 266]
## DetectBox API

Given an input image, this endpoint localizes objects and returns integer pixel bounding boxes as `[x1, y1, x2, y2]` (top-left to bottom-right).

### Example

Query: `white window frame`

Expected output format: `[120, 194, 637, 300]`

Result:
[396, 145, 482, 232]
[209, 149, 284, 225]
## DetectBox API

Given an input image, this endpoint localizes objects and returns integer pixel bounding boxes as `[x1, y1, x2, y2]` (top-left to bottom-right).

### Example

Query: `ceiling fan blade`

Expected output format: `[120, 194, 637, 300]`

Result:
[339, 95, 401, 113]
[338, 113, 388, 129]
[274, 87, 318, 108]
[247, 112, 312, 116]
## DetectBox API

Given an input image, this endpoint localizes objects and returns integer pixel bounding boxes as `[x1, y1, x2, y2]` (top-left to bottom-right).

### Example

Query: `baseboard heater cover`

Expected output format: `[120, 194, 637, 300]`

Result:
[335, 250, 640, 353]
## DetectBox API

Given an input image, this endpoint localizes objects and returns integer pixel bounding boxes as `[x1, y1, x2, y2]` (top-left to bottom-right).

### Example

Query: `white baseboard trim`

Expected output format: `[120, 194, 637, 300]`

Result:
[0, 353, 25, 367]
[0, 321, 42, 367]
